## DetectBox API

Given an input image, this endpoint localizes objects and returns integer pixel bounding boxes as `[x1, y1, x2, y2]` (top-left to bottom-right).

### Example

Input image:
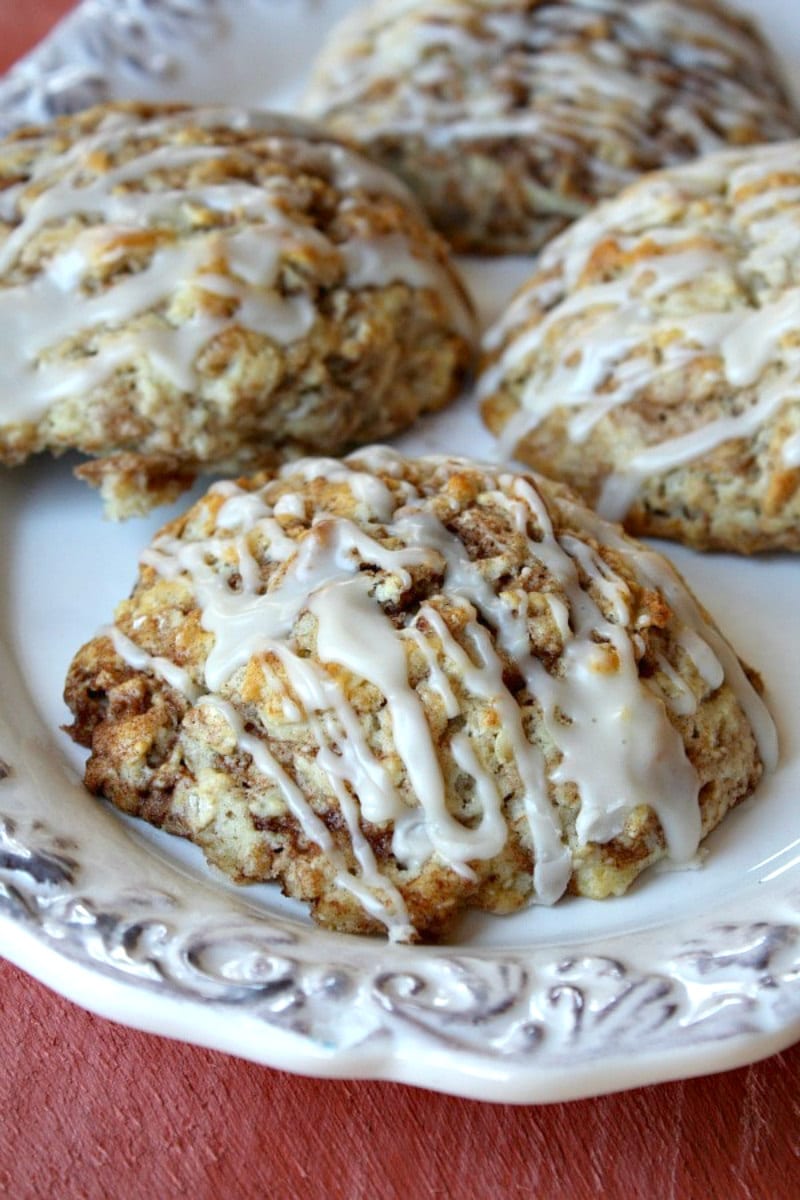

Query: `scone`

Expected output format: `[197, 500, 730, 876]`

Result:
[0, 102, 474, 517]
[64, 448, 776, 941]
[302, 0, 799, 254]
[479, 140, 800, 553]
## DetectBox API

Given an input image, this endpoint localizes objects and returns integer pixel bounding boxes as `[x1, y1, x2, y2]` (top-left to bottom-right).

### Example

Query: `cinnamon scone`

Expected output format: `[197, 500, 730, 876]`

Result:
[479, 140, 800, 553]
[302, 0, 800, 254]
[0, 103, 474, 517]
[64, 448, 776, 941]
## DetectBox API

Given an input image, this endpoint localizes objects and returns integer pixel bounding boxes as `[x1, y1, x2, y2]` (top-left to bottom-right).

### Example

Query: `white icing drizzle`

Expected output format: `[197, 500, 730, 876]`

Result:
[342, 232, 473, 339]
[305, 0, 797, 203]
[414, 601, 571, 900]
[272, 492, 306, 520]
[199, 693, 415, 942]
[0, 106, 472, 427]
[259, 648, 415, 937]
[266, 640, 400, 827]
[308, 574, 511, 873]
[650, 653, 697, 717]
[565, 495, 778, 773]
[106, 623, 201, 702]
[479, 141, 800, 513]
[106, 450, 776, 936]
[782, 432, 800, 468]
[404, 624, 460, 719]
[493, 477, 700, 856]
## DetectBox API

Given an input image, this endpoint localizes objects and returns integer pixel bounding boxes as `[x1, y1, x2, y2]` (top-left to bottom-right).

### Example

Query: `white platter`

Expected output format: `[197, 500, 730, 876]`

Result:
[0, 0, 799, 1103]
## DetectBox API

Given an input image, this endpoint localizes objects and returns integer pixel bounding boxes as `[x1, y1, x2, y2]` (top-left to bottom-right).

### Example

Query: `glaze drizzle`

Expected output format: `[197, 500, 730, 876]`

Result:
[304, 0, 798, 206]
[478, 141, 800, 517]
[106, 450, 776, 938]
[0, 106, 472, 429]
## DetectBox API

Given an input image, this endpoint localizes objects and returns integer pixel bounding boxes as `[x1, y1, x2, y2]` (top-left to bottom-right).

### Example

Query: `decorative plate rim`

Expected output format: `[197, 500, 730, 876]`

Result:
[0, 0, 799, 1103]
[2, 675, 799, 1103]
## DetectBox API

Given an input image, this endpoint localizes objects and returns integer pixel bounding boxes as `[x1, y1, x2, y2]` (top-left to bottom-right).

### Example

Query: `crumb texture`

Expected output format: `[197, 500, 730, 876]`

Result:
[64, 448, 774, 940]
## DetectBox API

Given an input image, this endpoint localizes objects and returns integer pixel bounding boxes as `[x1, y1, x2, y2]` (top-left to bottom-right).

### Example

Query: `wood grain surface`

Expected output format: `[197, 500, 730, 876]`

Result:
[0, 5, 798, 1199]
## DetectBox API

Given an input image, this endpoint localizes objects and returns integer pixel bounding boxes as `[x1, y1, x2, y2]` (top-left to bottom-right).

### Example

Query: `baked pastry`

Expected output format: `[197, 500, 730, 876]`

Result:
[64, 448, 776, 941]
[479, 140, 800, 553]
[302, 0, 800, 254]
[0, 102, 474, 517]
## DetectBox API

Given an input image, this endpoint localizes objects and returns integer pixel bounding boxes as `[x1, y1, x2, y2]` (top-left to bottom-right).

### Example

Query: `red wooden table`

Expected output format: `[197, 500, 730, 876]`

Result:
[0, 5, 798, 1198]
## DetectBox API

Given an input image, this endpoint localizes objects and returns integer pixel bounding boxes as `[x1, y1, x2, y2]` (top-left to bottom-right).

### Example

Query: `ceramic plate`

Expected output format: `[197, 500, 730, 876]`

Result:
[0, 0, 799, 1103]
